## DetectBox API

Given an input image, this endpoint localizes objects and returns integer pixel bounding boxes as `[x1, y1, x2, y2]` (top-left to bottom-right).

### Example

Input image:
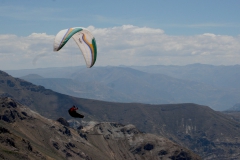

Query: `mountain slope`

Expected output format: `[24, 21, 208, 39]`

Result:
[71, 66, 240, 110]
[82, 102, 240, 159]
[13, 66, 240, 110]
[21, 76, 132, 103]
[0, 97, 200, 160]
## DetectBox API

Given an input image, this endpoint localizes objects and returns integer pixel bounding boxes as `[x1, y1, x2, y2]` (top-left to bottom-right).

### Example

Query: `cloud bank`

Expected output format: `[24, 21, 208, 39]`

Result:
[0, 25, 240, 69]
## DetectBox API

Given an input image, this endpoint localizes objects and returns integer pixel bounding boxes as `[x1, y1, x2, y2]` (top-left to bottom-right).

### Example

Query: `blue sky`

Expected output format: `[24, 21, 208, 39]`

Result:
[0, 0, 240, 69]
[1, 0, 240, 36]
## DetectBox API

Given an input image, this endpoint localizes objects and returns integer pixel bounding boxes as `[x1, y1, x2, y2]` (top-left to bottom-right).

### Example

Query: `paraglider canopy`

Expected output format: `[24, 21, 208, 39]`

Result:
[53, 27, 97, 68]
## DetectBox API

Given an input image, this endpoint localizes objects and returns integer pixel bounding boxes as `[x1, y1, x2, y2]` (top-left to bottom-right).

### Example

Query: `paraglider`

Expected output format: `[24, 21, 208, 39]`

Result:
[54, 27, 96, 118]
[68, 105, 84, 118]
[53, 27, 97, 68]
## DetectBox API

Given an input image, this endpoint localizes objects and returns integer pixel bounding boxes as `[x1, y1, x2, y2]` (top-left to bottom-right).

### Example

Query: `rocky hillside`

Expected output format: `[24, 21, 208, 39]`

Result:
[86, 103, 240, 160]
[0, 97, 200, 160]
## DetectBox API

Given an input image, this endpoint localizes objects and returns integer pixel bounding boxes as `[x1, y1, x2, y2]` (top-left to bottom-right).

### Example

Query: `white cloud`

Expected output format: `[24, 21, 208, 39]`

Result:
[0, 25, 240, 69]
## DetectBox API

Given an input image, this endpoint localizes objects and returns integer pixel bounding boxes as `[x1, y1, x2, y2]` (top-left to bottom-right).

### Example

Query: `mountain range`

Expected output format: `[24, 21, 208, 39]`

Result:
[6, 64, 240, 111]
[1, 70, 240, 159]
[131, 63, 240, 90]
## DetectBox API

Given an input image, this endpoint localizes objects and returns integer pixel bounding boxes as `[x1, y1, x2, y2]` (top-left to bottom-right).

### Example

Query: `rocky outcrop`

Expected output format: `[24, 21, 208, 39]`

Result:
[0, 97, 31, 123]
[78, 122, 201, 160]
[57, 117, 70, 127]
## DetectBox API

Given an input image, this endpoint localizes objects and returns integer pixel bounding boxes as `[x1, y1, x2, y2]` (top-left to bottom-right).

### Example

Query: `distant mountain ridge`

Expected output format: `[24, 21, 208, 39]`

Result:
[131, 63, 240, 89]
[226, 103, 240, 111]
[1, 70, 240, 159]
[21, 73, 44, 79]
[20, 75, 132, 103]
[9, 65, 240, 111]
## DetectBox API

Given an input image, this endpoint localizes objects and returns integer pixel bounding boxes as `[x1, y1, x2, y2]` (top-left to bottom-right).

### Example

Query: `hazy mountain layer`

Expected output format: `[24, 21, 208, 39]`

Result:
[9, 66, 240, 111]
[226, 103, 240, 111]
[131, 63, 240, 90]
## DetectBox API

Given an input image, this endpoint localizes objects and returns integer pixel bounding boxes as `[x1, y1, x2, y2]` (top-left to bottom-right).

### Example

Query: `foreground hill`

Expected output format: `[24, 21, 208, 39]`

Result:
[1, 70, 240, 159]
[0, 97, 200, 160]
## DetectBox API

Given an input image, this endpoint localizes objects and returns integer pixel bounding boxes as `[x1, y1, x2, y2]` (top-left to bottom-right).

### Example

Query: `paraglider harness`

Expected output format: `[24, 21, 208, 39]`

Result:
[68, 106, 84, 118]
